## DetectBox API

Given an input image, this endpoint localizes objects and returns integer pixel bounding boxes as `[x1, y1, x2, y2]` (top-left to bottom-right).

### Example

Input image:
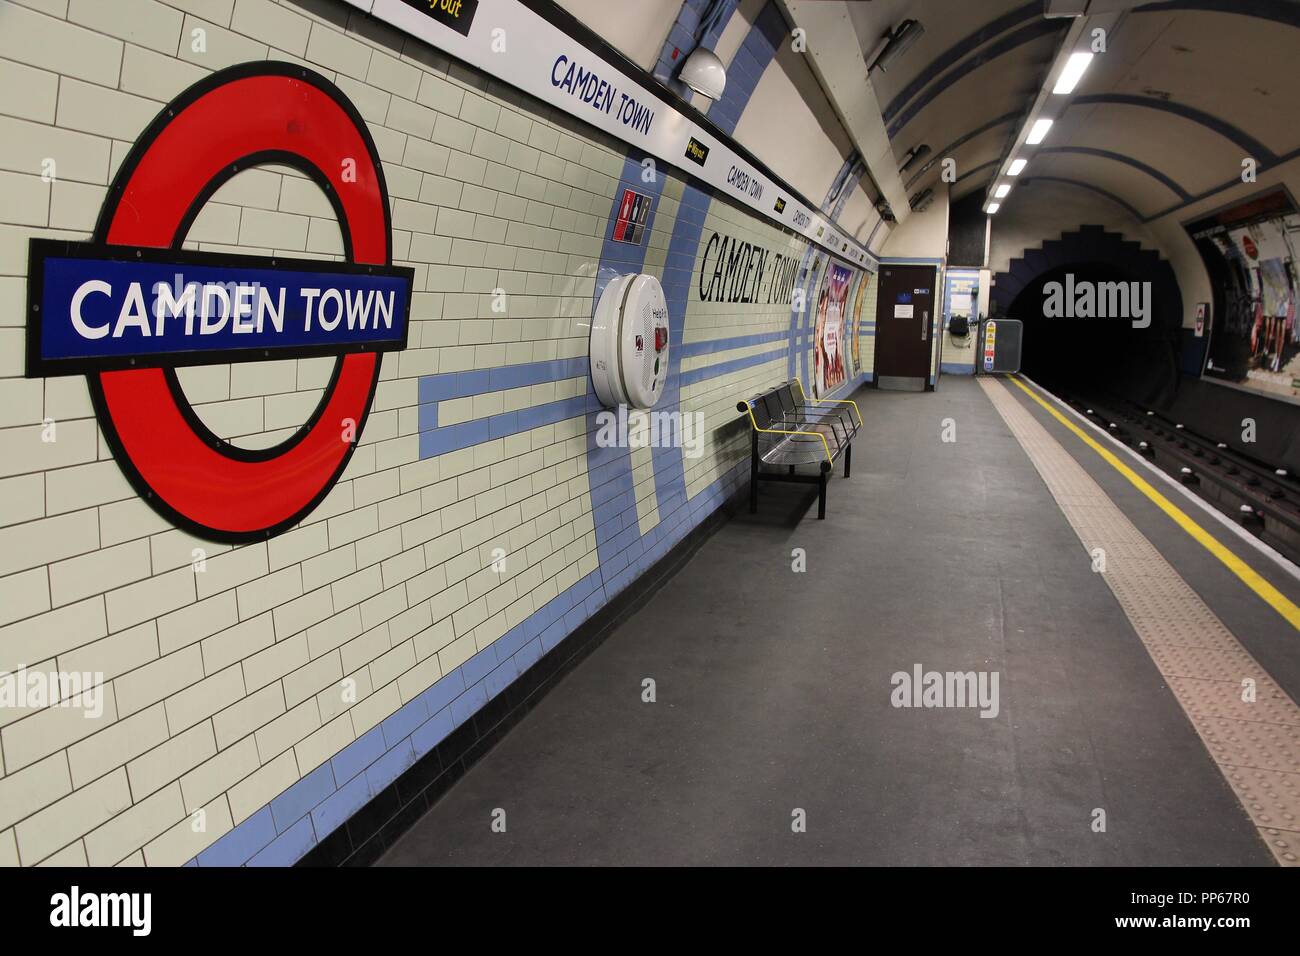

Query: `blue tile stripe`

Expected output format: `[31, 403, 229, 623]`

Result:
[709, 1, 784, 136]
[584, 152, 668, 598]
[419, 392, 601, 458]
[649, 180, 710, 552]
[678, 329, 788, 358]
[678, 345, 786, 387]
[417, 357, 590, 404]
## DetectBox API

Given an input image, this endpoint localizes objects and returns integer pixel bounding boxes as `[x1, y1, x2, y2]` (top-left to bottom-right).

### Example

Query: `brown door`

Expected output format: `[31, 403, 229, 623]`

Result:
[874, 265, 936, 390]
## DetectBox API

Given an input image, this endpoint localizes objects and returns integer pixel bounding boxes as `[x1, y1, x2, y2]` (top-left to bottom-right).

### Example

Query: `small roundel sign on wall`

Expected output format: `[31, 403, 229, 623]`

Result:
[24, 63, 414, 543]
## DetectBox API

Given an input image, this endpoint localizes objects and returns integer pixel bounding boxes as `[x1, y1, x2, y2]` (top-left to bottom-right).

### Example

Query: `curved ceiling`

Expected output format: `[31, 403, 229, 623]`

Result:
[866, 0, 1300, 224]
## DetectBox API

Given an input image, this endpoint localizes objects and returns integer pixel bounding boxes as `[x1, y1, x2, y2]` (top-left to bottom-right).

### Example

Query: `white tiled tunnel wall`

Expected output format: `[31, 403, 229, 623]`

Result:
[678, 199, 811, 501]
[0, 0, 865, 866]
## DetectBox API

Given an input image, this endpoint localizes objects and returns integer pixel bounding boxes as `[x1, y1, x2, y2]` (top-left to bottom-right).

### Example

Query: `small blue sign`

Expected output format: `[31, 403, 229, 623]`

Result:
[29, 241, 413, 375]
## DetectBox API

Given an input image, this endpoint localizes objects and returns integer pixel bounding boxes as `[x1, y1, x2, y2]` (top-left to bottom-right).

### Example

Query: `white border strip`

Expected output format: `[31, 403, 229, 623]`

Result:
[345, 0, 876, 268]
[1019, 373, 1300, 583]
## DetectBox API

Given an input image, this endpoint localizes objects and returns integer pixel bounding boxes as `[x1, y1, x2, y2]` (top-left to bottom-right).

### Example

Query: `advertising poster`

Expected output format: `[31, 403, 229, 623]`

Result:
[1186, 188, 1300, 401]
[848, 271, 869, 379]
[814, 262, 853, 397]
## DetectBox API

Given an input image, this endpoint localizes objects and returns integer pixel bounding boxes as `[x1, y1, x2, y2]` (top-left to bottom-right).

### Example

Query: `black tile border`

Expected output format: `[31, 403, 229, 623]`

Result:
[296, 485, 742, 866]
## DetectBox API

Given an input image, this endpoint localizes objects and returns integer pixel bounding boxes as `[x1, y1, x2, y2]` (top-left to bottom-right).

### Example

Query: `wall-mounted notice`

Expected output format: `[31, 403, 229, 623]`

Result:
[894, 304, 914, 319]
[946, 269, 979, 317]
[612, 188, 651, 244]
[354, 0, 876, 269]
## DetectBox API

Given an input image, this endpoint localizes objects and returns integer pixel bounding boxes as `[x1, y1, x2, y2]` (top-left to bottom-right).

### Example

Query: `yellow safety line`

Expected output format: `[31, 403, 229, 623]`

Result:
[792, 379, 864, 426]
[1006, 374, 1300, 631]
[743, 405, 832, 463]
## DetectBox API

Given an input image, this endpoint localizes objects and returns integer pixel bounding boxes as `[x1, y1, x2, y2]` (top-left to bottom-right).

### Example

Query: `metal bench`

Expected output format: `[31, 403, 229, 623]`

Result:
[736, 379, 861, 519]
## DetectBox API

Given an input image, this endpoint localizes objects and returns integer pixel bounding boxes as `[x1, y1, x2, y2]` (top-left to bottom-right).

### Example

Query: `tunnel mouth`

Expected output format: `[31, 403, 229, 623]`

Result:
[1005, 260, 1182, 406]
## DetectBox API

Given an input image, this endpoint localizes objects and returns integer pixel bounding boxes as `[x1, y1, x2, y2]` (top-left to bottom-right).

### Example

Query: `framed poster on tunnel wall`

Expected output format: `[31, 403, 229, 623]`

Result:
[814, 263, 853, 398]
[1184, 186, 1300, 403]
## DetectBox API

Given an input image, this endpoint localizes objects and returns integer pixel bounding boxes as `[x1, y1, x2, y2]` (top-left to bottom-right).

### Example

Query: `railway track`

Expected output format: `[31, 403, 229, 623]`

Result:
[1048, 385, 1300, 565]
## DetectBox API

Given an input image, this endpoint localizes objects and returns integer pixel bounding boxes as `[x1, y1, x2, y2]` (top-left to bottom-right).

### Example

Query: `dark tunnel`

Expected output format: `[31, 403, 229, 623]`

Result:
[1007, 260, 1183, 406]
[988, 224, 1187, 408]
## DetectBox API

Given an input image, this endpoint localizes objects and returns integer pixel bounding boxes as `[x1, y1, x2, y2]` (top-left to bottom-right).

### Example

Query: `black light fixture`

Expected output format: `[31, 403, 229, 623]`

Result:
[867, 20, 925, 74]
[899, 143, 931, 173]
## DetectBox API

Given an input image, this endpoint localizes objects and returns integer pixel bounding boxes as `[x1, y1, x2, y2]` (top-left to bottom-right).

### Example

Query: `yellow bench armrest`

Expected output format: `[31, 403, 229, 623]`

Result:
[742, 405, 833, 463]
[792, 379, 863, 427]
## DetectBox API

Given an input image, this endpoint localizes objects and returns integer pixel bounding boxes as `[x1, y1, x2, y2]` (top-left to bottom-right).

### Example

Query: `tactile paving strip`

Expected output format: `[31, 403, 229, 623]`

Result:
[980, 376, 1300, 865]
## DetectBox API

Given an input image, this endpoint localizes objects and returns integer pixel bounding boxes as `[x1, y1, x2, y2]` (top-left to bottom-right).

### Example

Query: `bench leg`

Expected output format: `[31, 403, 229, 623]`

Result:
[844, 442, 852, 478]
[818, 472, 827, 519]
[750, 432, 759, 514]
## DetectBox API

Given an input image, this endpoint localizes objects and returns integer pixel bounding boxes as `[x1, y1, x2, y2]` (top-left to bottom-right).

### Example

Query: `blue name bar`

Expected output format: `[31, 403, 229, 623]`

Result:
[29, 241, 413, 375]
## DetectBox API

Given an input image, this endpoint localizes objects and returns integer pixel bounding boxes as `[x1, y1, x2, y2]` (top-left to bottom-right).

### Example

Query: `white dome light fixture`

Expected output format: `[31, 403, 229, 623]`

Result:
[679, 47, 726, 100]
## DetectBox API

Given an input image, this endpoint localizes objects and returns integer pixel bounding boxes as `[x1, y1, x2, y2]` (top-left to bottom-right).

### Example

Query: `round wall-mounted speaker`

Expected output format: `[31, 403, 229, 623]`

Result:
[590, 273, 670, 409]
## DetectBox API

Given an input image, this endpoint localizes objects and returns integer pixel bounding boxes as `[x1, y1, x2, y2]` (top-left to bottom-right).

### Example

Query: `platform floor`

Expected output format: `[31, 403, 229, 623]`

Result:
[381, 375, 1300, 866]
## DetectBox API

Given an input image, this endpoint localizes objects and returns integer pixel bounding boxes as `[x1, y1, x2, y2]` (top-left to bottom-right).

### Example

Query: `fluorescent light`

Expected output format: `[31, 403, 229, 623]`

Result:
[1026, 118, 1053, 144]
[1008, 158, 1027, 176]
[1053, 51, 1094, 95]
[987, 203, 1000, 214]
[994, 184, 1011, 198]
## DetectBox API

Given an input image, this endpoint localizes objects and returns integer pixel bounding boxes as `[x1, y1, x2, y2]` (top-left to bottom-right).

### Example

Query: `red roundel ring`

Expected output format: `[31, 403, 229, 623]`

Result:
[88, 63, 393, 542]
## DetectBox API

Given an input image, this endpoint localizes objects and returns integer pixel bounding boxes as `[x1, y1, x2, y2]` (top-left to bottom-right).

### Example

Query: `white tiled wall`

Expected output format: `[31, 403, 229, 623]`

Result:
[0, 0, 867, 865]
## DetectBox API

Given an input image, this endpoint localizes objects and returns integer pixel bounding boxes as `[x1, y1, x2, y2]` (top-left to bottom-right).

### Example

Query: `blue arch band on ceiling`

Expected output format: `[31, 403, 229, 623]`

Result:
[1068, 94, 1279, 166]
[886, 19, 1065, 140]
[1037, 146, 1192, 202]
[1141, 143, 1300, 223]
[906, 112, 1019, 191]
[1021, 176, 1145, 221]
[881, 1, 1043, 126]
[1138, 0, 1300, 28]
[955, 159, 999, 187]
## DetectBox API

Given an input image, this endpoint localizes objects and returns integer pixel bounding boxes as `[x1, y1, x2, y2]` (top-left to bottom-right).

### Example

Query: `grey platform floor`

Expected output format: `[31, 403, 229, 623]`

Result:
[381, 375, 1293, 866]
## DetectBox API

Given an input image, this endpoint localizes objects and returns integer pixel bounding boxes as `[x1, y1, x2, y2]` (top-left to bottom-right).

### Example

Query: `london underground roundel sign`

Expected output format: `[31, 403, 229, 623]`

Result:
[25, 63, 414, 543]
